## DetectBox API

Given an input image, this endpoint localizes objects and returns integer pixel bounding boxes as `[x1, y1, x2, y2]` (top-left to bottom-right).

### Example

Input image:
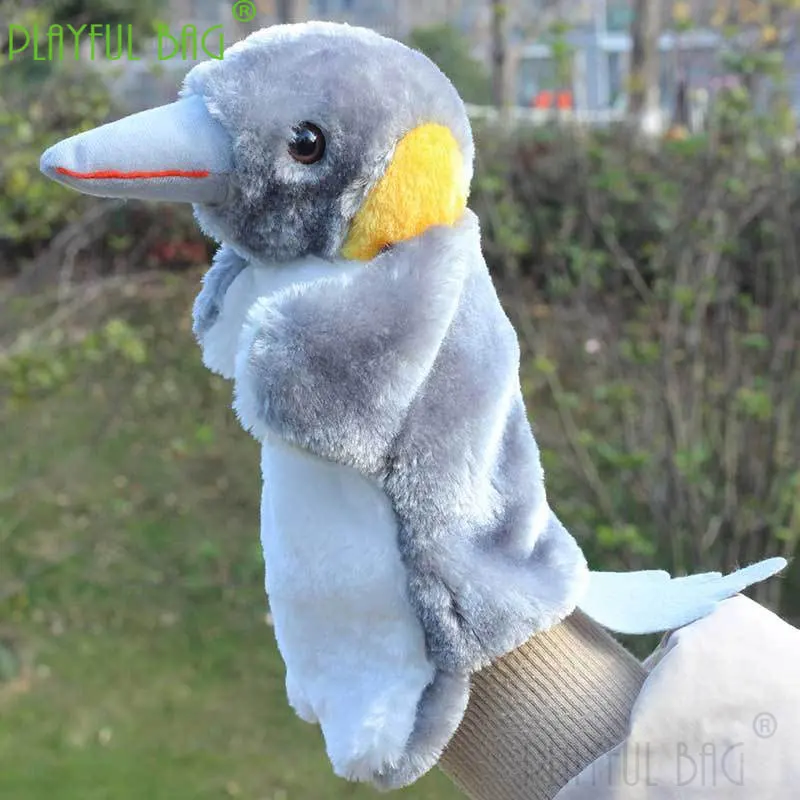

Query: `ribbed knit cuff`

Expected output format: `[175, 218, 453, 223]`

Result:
[439, 611, 647, 800]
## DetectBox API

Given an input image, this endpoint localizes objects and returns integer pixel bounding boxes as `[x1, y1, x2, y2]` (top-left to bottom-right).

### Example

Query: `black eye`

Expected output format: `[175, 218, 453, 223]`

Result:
[289, 122, 326, 164]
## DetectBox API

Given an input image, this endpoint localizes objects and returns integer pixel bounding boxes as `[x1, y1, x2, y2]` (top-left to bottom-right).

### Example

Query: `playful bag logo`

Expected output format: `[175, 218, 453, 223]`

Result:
[4, 2, 253, 61]
[232, 0, 257, 23]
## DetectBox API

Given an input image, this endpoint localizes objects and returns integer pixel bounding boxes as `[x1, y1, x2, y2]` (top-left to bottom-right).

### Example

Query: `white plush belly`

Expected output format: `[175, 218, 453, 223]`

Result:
[259, 438, 435, 779]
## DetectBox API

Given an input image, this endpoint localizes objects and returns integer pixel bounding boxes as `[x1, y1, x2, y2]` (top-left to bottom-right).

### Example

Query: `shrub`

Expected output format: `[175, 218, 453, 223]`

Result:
[0, 60, 111, 264]
[408, 24, 492, 106]
[470, 123, 799, 614]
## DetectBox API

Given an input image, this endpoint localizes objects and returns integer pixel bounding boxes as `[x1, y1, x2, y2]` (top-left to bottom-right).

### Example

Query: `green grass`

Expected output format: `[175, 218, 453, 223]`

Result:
[0, 276, 462, 800]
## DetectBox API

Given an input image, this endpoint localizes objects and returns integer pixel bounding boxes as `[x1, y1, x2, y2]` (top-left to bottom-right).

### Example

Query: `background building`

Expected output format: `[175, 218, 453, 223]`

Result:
[131, 0, 800, 123]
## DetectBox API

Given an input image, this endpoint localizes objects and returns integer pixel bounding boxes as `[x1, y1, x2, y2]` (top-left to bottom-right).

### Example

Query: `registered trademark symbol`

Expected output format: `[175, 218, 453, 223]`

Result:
[753, 712, 777, 738]
[232, 0, 257, 23]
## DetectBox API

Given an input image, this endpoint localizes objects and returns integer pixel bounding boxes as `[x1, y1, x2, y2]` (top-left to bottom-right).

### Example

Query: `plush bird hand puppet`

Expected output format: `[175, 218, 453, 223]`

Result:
[41, 22, 787, 790]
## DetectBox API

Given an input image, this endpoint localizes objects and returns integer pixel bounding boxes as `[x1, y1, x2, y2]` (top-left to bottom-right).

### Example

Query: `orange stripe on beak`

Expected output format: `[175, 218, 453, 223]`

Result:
[55, 167, 210, 180]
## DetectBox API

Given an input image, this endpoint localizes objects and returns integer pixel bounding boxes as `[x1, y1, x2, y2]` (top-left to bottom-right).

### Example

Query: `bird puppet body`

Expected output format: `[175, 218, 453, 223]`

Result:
[41, 22, 787, 790]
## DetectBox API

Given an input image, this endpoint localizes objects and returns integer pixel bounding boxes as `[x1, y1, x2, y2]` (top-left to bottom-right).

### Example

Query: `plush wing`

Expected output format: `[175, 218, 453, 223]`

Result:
[580, 557, 788, 634]
[192, 244, 248, 343]
[232, 214, 476, 458]
[191, 245, 251, 380]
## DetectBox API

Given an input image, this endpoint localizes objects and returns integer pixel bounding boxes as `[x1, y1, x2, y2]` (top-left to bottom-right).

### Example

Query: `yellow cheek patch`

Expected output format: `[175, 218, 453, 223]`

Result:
[341, 123, 468, 261]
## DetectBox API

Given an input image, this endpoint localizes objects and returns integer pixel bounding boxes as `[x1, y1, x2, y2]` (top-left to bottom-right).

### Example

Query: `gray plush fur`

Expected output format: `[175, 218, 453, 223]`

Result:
[232, 211, 588, 786]
[374, 670, 470, 791]
[180, 22, 473, 265]
[234, 211, 587, 672]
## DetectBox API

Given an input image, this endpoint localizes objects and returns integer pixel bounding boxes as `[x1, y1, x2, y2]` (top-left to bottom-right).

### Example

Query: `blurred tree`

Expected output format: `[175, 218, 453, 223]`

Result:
[408, 24, 492, 105]
[707, 0, 799, 144]
[545, 19, 576, 92]
[276, 0, 297, 24]
[490, 0, 508, 108]
[488, 1, 575, 109]
[628, 0, 663, 134]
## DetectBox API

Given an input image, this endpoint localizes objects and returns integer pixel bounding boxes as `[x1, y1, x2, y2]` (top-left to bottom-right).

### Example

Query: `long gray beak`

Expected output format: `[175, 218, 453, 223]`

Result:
[40, 95, 232, 205]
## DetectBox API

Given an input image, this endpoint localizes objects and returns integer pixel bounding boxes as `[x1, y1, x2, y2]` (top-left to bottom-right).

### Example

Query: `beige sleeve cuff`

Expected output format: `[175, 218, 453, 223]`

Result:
[440, 611, 647, 800]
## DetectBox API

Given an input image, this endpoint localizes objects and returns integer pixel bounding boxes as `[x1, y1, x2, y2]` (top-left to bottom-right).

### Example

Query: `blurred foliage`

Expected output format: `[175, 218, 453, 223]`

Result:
[0, 61, 111, 257]
[0, 279, 459, 800]
[408, 24, 492, 105]
[469, 96, 799, 615]
[543, 19, 575, 91]
[674, 0, 799, 139]
[0, 59, 210, 274]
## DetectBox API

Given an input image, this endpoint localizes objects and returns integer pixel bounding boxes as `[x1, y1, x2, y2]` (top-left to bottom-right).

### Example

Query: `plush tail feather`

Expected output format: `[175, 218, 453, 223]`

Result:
[578, 557, 788, 635]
